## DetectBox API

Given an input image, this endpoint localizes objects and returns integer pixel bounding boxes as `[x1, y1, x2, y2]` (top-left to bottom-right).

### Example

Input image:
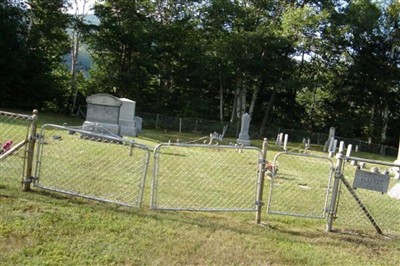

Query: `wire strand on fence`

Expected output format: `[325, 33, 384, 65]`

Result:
[0, 111, 33, 187]
[151, 143, 263, 211]
[34, 124, 150, 207]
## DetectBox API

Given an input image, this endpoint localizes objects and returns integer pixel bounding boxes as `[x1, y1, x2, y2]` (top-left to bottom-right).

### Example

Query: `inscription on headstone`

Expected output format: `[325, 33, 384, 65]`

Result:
[86, 104, 120, 124]
[83, 94, 122, 135]
[353, 169, 390, 193]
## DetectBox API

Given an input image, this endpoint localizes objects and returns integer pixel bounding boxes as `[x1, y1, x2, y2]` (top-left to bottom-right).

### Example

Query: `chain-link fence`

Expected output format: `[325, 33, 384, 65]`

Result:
[2, 109, 399, 236]
[34, 124, 150, 207]
[331, 157, 400, 237]
[140, 112, 246, 137]
[266, 152, 335, 219]
[334, 137, 398, 157]
[138, 112, 398, 156]
[0, 111, 35, 187]
[151, 143, 264, 211]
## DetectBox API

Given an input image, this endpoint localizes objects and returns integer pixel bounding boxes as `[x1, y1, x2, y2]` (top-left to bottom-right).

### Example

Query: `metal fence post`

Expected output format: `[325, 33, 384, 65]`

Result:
[22, 110, 38, 191]
[326, 150, 344, 232]
[256, 138, 268, 224]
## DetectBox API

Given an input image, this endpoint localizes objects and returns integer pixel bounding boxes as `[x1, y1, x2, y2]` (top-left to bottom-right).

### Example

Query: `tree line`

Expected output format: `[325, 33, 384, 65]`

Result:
[1, 0, 399, 145]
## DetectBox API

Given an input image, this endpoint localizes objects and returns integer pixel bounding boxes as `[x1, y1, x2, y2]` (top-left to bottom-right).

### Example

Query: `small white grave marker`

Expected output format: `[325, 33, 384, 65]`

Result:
[388, 183, 400, 200]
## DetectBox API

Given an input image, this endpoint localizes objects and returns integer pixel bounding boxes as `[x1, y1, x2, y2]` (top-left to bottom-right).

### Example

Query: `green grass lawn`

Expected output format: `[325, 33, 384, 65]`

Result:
[1, 110, 400, 265]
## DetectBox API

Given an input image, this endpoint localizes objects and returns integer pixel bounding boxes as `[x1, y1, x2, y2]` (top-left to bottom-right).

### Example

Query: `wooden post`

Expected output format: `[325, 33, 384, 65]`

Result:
[23, 110, 38, 191]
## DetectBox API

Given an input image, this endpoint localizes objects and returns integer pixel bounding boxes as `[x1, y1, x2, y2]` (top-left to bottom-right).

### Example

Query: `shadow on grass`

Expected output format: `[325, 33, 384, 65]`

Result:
[11, 187, 260, 236]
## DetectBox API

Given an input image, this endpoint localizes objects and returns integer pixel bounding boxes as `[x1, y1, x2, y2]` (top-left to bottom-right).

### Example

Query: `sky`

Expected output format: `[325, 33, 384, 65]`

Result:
[67, 0, 97, 14]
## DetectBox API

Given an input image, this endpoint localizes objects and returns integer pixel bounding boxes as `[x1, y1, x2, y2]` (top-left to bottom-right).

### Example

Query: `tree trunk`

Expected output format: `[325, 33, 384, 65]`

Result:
[70, 29, 80, 114]
[249, 80, 261, 117]
[368, 103, 376, 141]
[381, 99, 389, 143]
[230, 85, 239, 123]
[236, 73, 245, 120]
[241, 83, 247, 116]
[219, 70, 224, 123]
[230, 72, 242, 123]
[71, 0, 90, 114]
[258, 91, 276, 138]
[236, 76, 242, 120]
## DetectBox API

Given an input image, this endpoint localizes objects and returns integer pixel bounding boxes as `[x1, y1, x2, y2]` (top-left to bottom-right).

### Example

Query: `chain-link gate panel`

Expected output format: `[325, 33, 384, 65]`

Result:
[34, 125, 150, 207]
[0, 111, 32, 186]
[267, 152, 334, 218]
[334, 158, 400, 237]
[151, 144, 262, 211]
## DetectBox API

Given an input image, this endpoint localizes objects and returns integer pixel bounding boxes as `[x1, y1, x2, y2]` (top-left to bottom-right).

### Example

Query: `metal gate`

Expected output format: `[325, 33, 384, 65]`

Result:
[267, 152, 335, 218]
[0, 111, 35, 185]
[34, 124, 150, 207]
[329, 155, 400, 236]
[151, 143, 264, 211]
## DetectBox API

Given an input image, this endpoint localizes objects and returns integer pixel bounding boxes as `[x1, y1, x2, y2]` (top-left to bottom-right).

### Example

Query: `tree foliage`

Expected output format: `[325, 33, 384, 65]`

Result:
[1, 0, 399, 145]
[0, 0, 71, 111]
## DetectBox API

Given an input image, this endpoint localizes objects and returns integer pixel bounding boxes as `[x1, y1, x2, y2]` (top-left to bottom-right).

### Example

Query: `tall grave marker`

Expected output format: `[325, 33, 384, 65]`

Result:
[237, 113, 251, 146]
[83, 93, 139, 137]
[83, 93, 122, 135]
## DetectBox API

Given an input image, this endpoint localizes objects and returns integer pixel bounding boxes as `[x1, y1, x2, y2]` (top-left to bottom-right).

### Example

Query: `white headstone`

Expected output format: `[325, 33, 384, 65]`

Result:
[339, 141, 345, 153]
[278, 133, 284, 147]
[332, 139, 338, 153]
[237, 113, 251, 146]
[83, 94, 140, 137]
[83, 93, 122, 135]
[346, 144, 352, 157]
[119, 98, 137, 137]
[388, 183, 400, 200]
[283, 134, 288, 151]
[324, 127, 335, 152]
[134, 116, 143, 134]
[395, 171, 400, 180]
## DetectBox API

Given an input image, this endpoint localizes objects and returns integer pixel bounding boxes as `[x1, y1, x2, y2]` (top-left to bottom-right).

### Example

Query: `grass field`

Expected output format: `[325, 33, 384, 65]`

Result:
[1, 110, 400, 265]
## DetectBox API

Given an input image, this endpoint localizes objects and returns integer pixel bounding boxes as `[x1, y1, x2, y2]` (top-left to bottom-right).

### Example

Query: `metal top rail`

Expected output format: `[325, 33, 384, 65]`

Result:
[341, 154, 400, 168]
[0, 111, 32, 120]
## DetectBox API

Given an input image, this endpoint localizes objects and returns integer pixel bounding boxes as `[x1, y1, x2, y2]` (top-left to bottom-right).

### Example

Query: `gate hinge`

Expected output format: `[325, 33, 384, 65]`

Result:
[21, 176, 38, 184]
[334, 171, 342, 179]
[325, 208, 337, 219]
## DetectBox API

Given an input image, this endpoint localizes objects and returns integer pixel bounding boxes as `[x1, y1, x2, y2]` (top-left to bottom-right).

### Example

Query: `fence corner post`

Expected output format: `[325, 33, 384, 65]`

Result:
[22, 109, 38, 191]
[326, 146, 344, 232]
[256, 138, 268, 224]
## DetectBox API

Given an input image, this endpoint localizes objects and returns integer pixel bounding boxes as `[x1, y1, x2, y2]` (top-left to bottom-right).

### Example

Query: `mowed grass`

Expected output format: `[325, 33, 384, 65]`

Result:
[152, 144, 261, 211]
[34, 125, 150, 207]
[1, 111, 400, 265]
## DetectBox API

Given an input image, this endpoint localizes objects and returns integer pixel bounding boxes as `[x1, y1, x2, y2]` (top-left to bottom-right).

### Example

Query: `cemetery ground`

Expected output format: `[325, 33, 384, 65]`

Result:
[1, 111, 400, 265]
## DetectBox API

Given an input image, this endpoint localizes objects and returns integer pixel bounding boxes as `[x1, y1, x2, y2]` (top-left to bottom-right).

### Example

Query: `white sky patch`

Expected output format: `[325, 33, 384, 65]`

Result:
[67, 0, 97, 14]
